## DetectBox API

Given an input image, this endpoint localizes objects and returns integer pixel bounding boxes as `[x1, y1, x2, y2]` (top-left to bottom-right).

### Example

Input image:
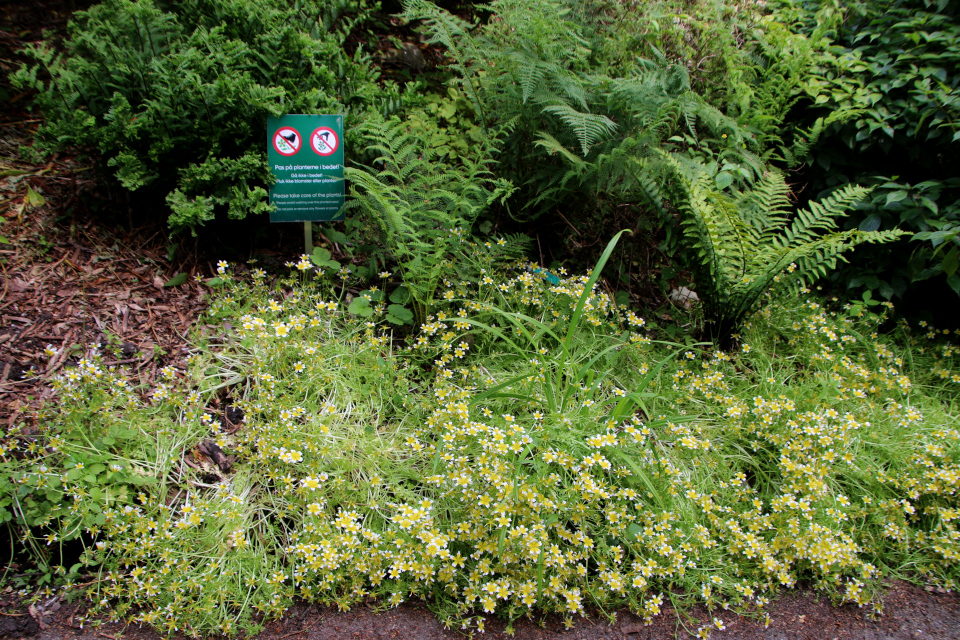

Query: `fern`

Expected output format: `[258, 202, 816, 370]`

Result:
[344, 114, 515, 321]
[400, 0, 487, 129]
[651, 152, 908, 344]
[784, 109, 867, 167]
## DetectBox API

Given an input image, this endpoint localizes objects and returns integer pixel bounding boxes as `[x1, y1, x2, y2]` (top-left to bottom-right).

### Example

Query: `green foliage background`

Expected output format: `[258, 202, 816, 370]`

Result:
[13, 0, 414, 233]
[770, 0, 960, 300]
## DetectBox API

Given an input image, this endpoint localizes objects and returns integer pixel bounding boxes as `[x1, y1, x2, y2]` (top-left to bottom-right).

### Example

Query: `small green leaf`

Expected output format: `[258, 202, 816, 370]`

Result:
[386, 304, 414, 324]
[310, 247, 340, 270]
[311, 247, 332, 263]
[348, 296, 373, 317]
[858, 213, 882, 232]
[205, 277, 225, 286]
[163, 273, 189, 287]
[847, 303, 865, 317]
[885, 190, 908, 205]
[0, 236, 9, 245]
[878, 280, 894, 300]
[24, 185, 46, 209]
[715, 172, 734, 190]
[947, 273, 960, 295]
[919, 197, 938, 215]
[942, 247, 959, 277]
[322, 228, 349, 245]
[389, 285, 410, 304]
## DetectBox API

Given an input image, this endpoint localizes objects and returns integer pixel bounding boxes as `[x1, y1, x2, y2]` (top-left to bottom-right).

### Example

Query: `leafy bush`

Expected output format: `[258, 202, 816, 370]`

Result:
[770, 0, 960, 299]
[13, 0, 410, 233]
[0, 357, 204, 584]
[656, 162, 906, 344]
[401, 0, 764, 221]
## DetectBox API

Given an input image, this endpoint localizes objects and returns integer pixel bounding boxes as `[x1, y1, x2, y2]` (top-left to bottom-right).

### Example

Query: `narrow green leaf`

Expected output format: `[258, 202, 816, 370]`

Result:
[163, 273, 189, 287]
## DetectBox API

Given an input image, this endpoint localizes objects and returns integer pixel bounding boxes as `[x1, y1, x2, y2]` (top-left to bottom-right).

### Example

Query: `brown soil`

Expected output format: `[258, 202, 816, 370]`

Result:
[0, 580, 955, 640]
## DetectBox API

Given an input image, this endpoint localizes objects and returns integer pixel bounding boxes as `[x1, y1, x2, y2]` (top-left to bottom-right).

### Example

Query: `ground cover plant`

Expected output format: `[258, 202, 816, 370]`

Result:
[3, 237, 959, 638]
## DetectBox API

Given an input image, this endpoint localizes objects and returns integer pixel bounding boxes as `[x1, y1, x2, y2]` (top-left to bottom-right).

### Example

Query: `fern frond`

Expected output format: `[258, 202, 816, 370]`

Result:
[401, 0, 487, 128]
[787, 108, 867, 167]
[533, 132, 588, 170]
[541, 103, 617, 156]
[778, 183, 870, 247]
[346, 113, 514, 318]
[735, 170, 792, 236]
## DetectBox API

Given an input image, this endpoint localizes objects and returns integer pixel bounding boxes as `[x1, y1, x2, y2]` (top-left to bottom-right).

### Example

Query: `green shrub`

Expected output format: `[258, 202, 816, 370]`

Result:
[401, 0, 766, 222]
[769, 0, 960, 300]
[13, 0, 411, 234]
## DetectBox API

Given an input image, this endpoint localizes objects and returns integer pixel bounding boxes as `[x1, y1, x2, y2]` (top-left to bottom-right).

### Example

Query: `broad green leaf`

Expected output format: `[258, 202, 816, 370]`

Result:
[348, 296, 373, 317]
[878, 280, 894, 300]
[310, 246, 340, 270]
[858, 213, 882, 232]
[24, 185, 45, 209]
[942, 246, 959, 277]
[715, 172, 734, 190]
[386, 304, 414, 324]
[311, 247, 333, 264]
[389, 285, 411, 304]
[885, 190, 908, 205]
[947, 273, 960, 295]
[322, 228, 349, 245]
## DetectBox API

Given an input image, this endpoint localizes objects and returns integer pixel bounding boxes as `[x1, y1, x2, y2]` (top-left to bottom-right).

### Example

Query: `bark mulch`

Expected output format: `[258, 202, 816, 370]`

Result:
[0, 0, 210, 434]
[0, 134, 208, 433]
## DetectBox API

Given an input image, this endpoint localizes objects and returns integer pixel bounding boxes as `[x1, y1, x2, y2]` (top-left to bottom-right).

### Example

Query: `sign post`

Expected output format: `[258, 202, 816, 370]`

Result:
[267, 114, 345, 253]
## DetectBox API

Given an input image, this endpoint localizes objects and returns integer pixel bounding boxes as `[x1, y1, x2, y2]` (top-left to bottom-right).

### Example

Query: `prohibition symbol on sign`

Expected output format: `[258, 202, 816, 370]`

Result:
[310, 127, 339, 156]
[272, 127, 302, 156]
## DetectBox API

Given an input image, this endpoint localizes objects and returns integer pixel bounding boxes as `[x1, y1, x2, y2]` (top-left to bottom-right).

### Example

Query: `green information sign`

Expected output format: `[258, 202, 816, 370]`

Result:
[267, 114, 345, 222]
